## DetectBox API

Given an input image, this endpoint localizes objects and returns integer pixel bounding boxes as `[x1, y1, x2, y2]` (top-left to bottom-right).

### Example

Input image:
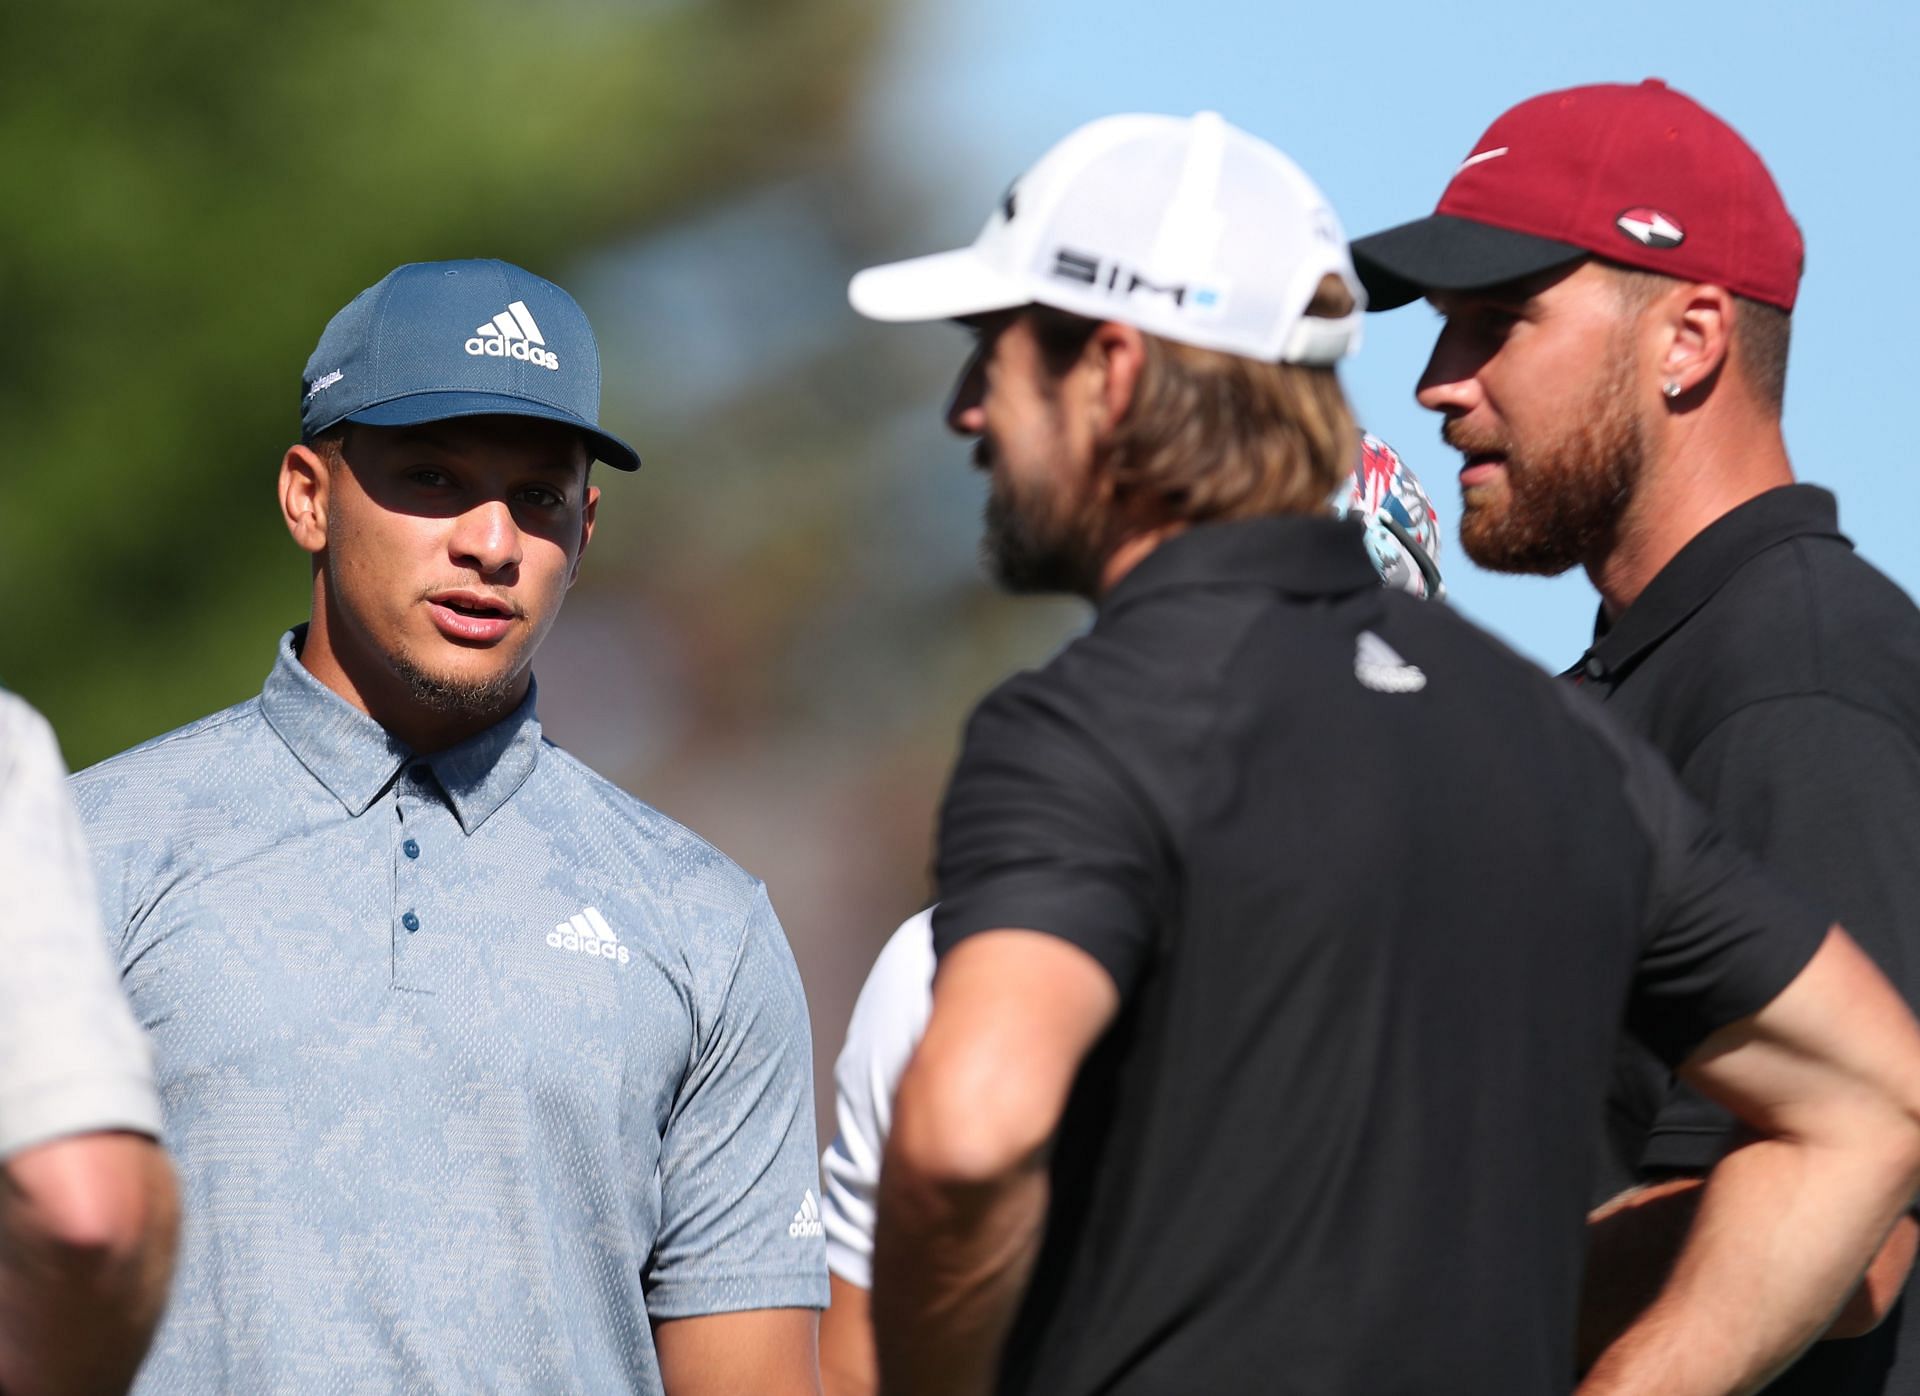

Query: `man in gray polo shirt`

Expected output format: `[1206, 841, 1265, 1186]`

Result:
[71, 260, 827, 1394]
[2, 690, 177, 1394]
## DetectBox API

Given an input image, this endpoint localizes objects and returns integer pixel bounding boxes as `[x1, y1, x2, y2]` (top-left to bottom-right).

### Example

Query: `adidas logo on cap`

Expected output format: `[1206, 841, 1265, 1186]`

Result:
[465, 299, 560, 370]
[789, 1189, 825, 1239]
[547, 906, 629, 964]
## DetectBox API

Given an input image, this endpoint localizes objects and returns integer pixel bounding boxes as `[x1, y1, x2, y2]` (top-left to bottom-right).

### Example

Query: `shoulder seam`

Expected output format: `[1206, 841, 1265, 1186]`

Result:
[73, 701, 264, 779]
[680, 879, 775, 1091]
[1685, 691, 1920, 771]
[540, 742, 750, 874]
[984, 668, 1184, 877]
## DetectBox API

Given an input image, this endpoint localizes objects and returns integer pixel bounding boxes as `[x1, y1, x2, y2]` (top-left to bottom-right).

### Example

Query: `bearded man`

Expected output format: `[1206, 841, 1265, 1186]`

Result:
[847, 109, 1920, 1396]
[1355, 79, 1920, 1393]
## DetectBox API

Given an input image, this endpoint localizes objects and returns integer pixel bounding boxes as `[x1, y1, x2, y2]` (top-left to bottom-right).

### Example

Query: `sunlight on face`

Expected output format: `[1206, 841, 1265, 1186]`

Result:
[318, 415, 596, 719]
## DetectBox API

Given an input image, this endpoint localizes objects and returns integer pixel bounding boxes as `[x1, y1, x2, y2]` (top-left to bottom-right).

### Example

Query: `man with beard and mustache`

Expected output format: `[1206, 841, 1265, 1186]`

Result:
[842, 110, 1920, 1396]
[1354, 80, 1920, 1392]
[813, 435, 1442, 1396]
[68, 260, 828, 1394]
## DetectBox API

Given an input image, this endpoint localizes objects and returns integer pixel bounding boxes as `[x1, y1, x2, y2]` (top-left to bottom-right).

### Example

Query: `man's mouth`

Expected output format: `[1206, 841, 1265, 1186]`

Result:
[426, 591, 519, 644]
[1441, 423, 1509, 490]
[1458, 453, 1507, 488]
[434, 593, 513, 618]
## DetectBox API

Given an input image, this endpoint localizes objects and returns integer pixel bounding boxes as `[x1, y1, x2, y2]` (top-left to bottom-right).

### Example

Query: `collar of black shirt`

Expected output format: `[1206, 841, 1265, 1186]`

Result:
[1100, 515, 1382, 614]
[1569, 484, 1849, 685]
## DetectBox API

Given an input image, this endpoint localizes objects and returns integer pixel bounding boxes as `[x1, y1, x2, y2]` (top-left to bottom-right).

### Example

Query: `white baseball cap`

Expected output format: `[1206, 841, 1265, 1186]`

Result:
[849, 111, 1363, 365]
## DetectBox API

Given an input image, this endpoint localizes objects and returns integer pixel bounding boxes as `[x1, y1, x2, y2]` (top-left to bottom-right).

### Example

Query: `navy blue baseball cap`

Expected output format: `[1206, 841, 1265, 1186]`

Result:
[299, 259, 641, 471]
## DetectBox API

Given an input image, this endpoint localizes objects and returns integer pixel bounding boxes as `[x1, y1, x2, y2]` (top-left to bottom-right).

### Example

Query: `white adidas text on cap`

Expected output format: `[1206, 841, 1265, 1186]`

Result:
[849, 111, 1363, 365]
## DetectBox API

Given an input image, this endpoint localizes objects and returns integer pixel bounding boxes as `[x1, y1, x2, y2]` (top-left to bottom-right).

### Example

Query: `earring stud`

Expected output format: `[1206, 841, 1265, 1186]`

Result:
[1663, 381, 1683, 399]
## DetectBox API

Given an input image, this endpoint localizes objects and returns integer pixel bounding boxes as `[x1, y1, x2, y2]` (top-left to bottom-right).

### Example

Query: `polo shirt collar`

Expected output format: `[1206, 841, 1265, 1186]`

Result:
[1101, 515, 1381, 612]
[1580, 484, 1848, 682]
[260, 627, 544, 833]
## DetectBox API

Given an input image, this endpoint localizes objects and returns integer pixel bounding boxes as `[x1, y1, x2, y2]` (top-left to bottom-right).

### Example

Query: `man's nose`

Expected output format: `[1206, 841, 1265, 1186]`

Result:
[944, 345, 988, 437]
[1415, 322, 1484, 417]
[450, 499, 523, 576]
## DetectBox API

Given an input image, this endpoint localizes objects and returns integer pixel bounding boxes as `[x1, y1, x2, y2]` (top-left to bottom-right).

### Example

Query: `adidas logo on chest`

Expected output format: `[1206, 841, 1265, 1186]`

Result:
[547, 906, 629, 965]
[465, 299, 560, 370]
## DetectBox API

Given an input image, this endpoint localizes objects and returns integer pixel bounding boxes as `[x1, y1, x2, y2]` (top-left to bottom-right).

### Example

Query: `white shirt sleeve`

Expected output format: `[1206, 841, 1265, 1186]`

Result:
[0, 693, 162, 1159]
[820, 907, 937, 1289]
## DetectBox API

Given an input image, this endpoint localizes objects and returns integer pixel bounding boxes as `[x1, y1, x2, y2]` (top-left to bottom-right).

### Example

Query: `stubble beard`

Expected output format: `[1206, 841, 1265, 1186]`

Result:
[1454, 351, 1646, 577]
[391, 589, 534, 725]
[389, 646, 529, 723]
[981, 457, 1112, 599]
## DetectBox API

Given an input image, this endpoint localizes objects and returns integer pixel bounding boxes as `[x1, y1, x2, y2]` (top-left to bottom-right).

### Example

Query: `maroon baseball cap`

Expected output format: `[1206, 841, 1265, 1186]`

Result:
[1352, 79, 1803, 312]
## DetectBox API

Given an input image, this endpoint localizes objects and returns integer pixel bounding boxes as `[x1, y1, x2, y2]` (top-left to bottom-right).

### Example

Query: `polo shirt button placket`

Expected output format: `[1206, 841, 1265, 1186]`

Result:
[392, 765, 432, 988]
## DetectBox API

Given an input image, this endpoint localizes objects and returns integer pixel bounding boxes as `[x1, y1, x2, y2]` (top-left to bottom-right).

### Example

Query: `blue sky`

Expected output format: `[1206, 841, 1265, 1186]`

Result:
[855, 0, 1918, 667]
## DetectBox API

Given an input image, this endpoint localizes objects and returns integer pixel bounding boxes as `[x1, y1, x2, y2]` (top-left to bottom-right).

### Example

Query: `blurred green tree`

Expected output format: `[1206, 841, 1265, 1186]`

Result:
[0, 0, 886, 766]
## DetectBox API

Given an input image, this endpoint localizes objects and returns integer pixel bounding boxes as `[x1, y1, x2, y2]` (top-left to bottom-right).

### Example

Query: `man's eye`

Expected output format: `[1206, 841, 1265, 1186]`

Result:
[409, 467, 452, 487]
[518, 487, 564, 508]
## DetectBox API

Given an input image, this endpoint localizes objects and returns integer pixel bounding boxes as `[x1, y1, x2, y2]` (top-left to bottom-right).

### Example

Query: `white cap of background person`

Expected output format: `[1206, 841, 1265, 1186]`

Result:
[849, 111, 1364, 365]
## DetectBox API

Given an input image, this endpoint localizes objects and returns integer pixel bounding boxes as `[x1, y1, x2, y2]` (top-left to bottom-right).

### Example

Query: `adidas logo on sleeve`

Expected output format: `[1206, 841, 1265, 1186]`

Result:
[547, 906, 629, 964]
[465, 299, 560, 370]
[789, 1189, 825, 1240]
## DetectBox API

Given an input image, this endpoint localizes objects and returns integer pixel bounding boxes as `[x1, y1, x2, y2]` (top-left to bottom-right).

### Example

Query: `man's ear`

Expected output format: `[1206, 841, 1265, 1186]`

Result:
[280, 443, 331, 556]
[1655, 282, 1733, 400]
[567, 484, 600, 589]
[1085, 321, 1148, 435]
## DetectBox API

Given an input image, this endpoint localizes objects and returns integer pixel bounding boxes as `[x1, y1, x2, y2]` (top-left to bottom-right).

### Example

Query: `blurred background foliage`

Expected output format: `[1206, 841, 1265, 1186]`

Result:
[2, 0, 1081, 1134]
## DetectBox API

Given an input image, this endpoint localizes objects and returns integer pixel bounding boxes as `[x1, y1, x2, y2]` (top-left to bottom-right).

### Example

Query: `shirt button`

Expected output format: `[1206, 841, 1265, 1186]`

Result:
[402, 911, 421, 933]
[403, 839, 420, 860]
[1583, 655, 1606, 681]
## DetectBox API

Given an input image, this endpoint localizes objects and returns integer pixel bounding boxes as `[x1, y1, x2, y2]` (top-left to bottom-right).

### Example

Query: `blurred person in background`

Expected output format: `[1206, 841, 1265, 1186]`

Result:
[846, 110, 1920, 1396]
[0, 690, 176, 1395]
[815, 433, 1443, 1396]
[69, 260, 825, 1395]
[1355, 79, 1920, 1393]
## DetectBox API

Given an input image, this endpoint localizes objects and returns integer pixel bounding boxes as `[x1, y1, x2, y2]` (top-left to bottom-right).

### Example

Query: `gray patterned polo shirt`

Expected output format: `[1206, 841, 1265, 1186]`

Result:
[72, 631, 826, 1394]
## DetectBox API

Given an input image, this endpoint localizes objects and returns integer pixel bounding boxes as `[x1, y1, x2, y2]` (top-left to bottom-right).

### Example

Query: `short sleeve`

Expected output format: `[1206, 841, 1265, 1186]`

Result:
[1637, 699, 1920, 1175]
[0, 695, 163, 1159]
[645, 884, 829, 1317]
[933, 676, 1170, 996]
[820, 909, 936, 1289]
[1617, 725, 1831, 1070]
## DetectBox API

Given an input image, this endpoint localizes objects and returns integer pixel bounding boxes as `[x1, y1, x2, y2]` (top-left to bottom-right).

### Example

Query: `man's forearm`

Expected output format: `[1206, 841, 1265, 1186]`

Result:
[871, 931, 1116, 1396]
[820, 1275, 878, 1396]
[1578, 1134, 1919, 1396]
[1580, 1174, 1915, 1370]
[0, 1135, 179, 1396]
[1578, 1178, 1704, 1372]
[872, 1151, 1047, 1396]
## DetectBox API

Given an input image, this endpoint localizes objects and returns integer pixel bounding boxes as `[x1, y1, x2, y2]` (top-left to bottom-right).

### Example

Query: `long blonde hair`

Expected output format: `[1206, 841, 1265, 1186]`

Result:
[1029, 274, 1358, 529]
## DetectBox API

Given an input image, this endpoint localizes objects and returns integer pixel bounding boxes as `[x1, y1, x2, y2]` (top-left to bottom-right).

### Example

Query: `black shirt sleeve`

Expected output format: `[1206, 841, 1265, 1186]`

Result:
[1638, 697, 1920, 1175]
[932, 672, 1172, 998]
[1609, 711, 1832, 1070]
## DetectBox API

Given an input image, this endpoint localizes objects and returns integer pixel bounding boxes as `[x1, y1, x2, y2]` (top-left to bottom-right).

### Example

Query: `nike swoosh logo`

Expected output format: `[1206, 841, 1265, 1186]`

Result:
[1456, 146, 1510, 173]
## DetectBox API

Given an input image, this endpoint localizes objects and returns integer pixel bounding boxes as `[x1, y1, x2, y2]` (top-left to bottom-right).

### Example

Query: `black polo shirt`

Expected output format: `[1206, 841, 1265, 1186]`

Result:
[932, 514, 1828, 1396]
[1570, 484, 1920, 1395]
